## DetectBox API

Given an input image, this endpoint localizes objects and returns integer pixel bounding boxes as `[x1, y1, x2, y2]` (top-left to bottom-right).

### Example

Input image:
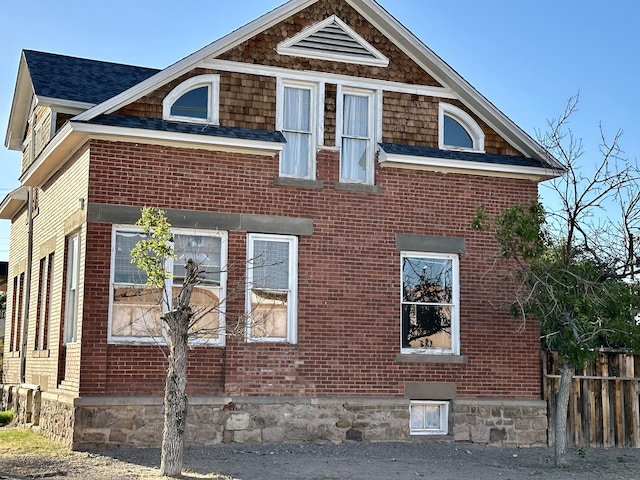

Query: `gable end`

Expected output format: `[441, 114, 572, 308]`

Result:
[277, 14, 389, 67]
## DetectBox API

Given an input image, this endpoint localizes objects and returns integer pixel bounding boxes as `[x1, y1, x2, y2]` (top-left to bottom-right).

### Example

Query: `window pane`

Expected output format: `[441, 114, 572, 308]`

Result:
[282, 131, 310, 177]
[283, 87, 310, 131]
[114, 231, 148, 284]
[173, 234, 222, 285]
[444, 115, 473, 148]
[172, 285, 221, 339]
[341, 137, 368, 182]
[252, 240, 289, 290]
[250, 289, 288, 338]
[410, 404, 425, 430]
[343, 94, 369, 137]
[402, 257, 452, 303]
[112, 286, 163, 337]
[402, 304, 452, 349]
[171, 86, 208, 119]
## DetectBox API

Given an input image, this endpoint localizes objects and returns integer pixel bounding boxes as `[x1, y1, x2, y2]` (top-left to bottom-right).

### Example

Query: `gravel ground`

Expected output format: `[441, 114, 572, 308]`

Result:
[1, 442, 640, 479]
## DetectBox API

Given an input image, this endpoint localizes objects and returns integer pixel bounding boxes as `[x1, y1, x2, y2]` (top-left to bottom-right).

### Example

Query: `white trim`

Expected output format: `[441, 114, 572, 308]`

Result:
[439, 103, 484, 153]
[337, 86, 377, 185]
[378, 150, 560, 181]
[410, 400, 449, 436]
[276, 78, 321, 180]
[203, 59, 456, 99]
[277, 15, 389, 67]
[35, 96, 95, 111]
[400, 251, 460, 356]
[64, 232, 82, 345]
[245, 233, 298, 344]
[162, 74, 220, 125]
[19, 120, 284, 188]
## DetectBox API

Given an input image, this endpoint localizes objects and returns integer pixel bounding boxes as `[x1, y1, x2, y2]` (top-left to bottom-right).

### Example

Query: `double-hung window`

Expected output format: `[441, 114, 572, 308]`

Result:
[338, 87, 377, 185]
[401, 252, 459, 354]
[172, 231, 227, 344]
[246, 234, 298, 343]
[64, 233, 81, 344]
[278, 81, 318, 179]
[109, 226, 227, 344]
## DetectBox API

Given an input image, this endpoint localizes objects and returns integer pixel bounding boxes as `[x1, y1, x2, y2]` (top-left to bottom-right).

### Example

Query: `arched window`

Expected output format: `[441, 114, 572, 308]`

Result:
[438, 103, 484, 152]
[163, 74, 220, 124]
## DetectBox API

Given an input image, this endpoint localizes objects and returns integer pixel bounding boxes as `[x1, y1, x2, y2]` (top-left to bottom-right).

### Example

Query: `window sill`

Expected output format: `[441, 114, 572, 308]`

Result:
[31, 349, 51, 358]
[396, 354, 468, 364]
[334, 182, 382, 194]
[274, 177, 324, 189]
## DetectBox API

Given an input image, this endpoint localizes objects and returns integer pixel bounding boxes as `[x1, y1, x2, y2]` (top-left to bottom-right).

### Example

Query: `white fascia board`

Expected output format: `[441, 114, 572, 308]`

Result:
[203, 59, 457, 99]
[36, 96, 95, 112]
[20, 120, 283, 187]
[5, 54, 32, 150]
[348, 0, 561, 170]
[378, 150, 562, 181]
[74, 0, 318, 122]
[70, 121, 284, 156]
[0, 186, 29, 220]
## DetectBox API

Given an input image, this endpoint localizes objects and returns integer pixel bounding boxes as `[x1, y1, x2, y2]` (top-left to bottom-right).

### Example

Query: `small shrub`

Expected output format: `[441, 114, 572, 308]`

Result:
[0, 410, 13, 427]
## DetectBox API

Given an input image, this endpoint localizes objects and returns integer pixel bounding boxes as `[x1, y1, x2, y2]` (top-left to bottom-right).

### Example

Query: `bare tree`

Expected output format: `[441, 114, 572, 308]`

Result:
[473, 95, 640, 466]
[129, 207, 284, 477]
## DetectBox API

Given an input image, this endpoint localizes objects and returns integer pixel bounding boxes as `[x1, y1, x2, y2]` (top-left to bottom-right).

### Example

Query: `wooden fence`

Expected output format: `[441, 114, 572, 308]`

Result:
[543, 351, 640, 448]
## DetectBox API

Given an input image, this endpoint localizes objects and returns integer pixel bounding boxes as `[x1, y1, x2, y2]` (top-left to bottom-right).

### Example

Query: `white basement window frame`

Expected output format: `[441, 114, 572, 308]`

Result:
[410, 400, 450, 436]
[438, 103, 485, 153]
[162, 74, 220, 125]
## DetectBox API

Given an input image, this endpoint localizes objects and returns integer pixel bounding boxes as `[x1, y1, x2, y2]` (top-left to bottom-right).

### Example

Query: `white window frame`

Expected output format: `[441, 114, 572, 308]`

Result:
[163, 74, 220, 125]
[64, 233, 81, 345]
[438, 103, 485, 153]
[108, 225, 227, 345]
[245, 233, 298, 344]
[400, 251, 460, 355]
[336, 86, 381, 185]
[410, 400, 449, 436]
[276, 78, 323, 180]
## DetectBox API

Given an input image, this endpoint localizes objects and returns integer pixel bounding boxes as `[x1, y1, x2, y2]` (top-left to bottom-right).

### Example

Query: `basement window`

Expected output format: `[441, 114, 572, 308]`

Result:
[163, 74, 220, 124]
[410, 400, 449, 435]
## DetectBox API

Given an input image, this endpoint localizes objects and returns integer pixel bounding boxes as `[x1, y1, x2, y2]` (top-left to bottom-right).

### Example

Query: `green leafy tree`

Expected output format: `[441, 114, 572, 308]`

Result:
[473, 96, 640, 465]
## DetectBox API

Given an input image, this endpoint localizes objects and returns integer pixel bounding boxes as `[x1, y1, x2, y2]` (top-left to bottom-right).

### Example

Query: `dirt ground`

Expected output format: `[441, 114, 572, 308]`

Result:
[1, 442, 640, 480]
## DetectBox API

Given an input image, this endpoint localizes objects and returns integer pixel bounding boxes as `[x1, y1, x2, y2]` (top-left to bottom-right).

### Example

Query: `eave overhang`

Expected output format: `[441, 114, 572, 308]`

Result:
[0, 186, 28, 220]
[20, 120, 285, 187]
[378, 148, 563, 181]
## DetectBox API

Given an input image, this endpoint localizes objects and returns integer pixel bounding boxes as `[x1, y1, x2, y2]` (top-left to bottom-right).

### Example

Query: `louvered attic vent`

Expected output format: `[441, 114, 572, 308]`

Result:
[277, 15, 389, 67]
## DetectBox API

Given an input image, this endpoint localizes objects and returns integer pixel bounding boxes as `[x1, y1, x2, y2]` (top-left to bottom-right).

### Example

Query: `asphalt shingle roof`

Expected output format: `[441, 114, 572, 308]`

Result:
[378, 142, 549, 169]
[24, 50, 160, 105]
[78, 114, 286, 144]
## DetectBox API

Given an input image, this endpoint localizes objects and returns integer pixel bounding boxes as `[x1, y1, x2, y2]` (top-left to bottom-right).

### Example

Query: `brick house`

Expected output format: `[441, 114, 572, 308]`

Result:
[1, 0, 561, 448]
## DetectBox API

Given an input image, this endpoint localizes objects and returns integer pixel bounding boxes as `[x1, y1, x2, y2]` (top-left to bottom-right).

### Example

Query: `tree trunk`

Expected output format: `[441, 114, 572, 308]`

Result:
[554, 360, 574, 466]
[160, 309, 189, 477]
[160, 259, 197, 477]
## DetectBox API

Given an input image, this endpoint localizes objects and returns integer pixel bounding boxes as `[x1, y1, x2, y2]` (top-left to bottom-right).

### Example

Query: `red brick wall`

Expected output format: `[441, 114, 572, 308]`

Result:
[79, 139, 541, 400]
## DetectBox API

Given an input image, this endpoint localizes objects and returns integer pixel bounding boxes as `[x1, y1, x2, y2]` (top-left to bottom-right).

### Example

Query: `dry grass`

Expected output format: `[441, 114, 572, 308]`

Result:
[0, 427, 70, 456]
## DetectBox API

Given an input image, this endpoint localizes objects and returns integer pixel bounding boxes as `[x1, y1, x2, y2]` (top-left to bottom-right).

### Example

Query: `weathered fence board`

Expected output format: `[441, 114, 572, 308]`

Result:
[543, 351, 640, 448]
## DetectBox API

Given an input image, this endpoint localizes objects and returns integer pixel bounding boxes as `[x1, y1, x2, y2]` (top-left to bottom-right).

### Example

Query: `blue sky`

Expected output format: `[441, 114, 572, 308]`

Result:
[1, 0, 639, 261]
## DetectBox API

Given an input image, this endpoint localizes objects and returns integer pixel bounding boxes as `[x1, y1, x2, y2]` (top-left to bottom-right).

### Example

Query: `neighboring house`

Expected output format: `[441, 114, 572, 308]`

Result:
[1, 0, 562, 448]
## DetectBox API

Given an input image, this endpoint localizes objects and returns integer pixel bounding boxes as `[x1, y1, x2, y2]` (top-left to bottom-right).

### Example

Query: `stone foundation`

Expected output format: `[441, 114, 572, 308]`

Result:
[2, 389, 548, 450]
[453, 399, 548, 447]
